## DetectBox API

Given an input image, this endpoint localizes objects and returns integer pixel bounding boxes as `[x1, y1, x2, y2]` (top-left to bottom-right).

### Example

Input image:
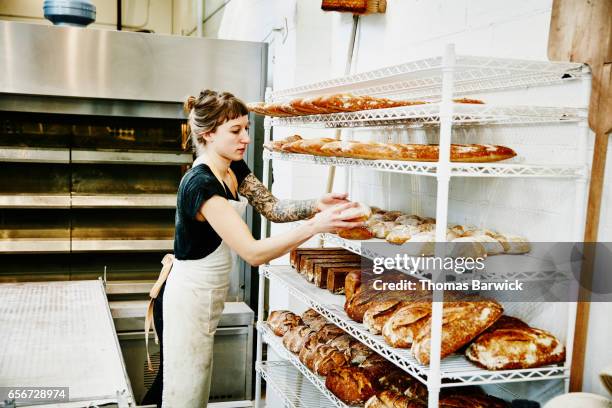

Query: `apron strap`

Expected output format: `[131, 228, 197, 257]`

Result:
[145, 253, 175, 372]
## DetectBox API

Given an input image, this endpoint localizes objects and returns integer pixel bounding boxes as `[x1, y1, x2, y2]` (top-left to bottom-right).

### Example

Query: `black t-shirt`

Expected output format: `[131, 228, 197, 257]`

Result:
[173, 159, 251, 260]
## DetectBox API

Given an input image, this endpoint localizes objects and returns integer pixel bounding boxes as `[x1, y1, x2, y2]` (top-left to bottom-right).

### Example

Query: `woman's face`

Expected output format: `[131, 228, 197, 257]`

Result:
[206, 115, 250, 161]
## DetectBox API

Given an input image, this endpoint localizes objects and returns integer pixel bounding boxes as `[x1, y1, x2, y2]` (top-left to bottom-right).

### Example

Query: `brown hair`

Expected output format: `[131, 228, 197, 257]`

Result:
[183, 90, 249, 153]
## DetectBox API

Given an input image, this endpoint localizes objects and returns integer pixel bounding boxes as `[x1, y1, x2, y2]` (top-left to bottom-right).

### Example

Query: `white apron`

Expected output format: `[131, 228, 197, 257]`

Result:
[161, 194, 247, 408]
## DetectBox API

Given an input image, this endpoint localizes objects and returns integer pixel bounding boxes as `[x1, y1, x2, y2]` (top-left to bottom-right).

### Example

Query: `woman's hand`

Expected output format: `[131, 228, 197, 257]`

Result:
[316, 192, 350, 212]
[308, 202, 366, 234]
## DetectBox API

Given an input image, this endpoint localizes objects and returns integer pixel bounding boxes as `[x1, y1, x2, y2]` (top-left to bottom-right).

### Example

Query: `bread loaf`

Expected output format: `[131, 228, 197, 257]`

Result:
[344, 270, 362, 305]
[282, 138, 337, 155]
[298, 253, 358, 278]
[315, 264, 360, 289]
[267, 310, 303, 336]
[465, 316, 565, 370]
[327, 334, 355, 352]
[312, 344, 351, 375]
[370, 221, 397, 239]
[290, 247, 347, 268]
[381, 302, 432, 348]
[338, 226, 375, 240]
[320, 140, 404, 160]
[302, 255, 361, 282]
[365, 391, 427, 408]
[346, 341, 374, 365]
[300, 308, 322, 325]
[282, 325, 317, 353]
[378, 370, 427, 401]
[264, 134, 302, 152]
[495, 234, 530, 254]
[386, 225, 420, 245]
[394, 215, 422, 226]
[325, 366, 377, 405]
[327, 267, 359, 294]
[363, 300, 406, 334]
[412, 300, 503, 365]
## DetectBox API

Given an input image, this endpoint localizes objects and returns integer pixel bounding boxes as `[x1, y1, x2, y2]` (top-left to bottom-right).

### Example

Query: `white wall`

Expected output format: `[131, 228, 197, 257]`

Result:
[212, 0, 612, 401]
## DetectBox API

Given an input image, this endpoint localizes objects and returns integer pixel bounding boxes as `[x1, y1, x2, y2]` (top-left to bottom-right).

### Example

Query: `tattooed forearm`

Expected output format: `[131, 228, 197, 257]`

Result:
[238, 174, 318, 222]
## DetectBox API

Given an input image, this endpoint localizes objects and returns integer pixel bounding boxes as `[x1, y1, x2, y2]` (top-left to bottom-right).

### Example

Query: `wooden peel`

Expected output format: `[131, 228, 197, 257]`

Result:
[548, 0, 612, 392]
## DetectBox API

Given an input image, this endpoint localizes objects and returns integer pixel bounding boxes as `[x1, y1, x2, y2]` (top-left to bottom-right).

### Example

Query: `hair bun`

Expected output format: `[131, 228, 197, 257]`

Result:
[184, 95, 196, 114]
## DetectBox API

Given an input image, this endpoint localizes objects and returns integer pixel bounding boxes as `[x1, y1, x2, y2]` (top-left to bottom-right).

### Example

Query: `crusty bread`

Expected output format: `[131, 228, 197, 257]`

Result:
[267, 310, 303, 336]
[282, 325, 317, 354]
[365, 391, 427, 408]
[315, 264, 360, 289]
[320, 140, 404, 160]
[412, 300, 503, 365]
[325, 366, 377, 405]
[327, 267, 359, 294]
[386, 224, 421, 245]
[264, 134, 303, 152]
[344, 270, 362, 306]
[338, 226, 375, 240]
[363, 300, 406, 335]
[382, 302, 432, 348]
[312, 344, 351, 375]
[465, 315, 565, 370]
[282, 138, 337, 155]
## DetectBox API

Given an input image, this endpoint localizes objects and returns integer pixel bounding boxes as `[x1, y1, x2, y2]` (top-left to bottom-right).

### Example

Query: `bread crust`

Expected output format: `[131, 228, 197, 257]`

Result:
[412, 300, 503, 365]
[465, 316, 565, 370]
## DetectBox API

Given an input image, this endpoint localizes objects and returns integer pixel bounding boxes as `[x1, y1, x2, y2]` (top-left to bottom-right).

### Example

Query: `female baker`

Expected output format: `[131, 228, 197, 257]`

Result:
[141, 90, 364, 407]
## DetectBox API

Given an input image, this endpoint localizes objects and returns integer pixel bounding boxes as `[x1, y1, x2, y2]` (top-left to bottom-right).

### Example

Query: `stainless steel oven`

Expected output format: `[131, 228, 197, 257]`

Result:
[0, 20, 266, 406]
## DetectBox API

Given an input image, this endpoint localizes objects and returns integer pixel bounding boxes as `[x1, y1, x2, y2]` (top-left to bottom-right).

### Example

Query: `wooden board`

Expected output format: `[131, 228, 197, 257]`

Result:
[548, 0, 612, 392]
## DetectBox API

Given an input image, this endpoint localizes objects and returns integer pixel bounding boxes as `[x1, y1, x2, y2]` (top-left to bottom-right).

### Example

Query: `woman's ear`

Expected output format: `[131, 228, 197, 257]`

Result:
[201, 130, 214, 144]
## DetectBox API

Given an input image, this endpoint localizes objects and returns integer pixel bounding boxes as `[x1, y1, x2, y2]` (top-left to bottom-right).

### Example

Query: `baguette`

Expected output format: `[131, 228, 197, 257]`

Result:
[282, 137, 336, 155]
[264, 134, 302, 152]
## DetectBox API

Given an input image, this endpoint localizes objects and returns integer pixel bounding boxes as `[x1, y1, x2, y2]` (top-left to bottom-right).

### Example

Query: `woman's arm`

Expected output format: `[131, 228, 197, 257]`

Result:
[238, 174, 347, 222]
[201, 195, 362, 266]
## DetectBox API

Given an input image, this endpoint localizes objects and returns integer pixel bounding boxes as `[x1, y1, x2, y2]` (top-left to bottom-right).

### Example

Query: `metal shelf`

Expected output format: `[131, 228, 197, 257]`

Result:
[0, 194, 71, 208]
[261, 264, 568, 387]
[71, 149, 192, 165]
[0, 147, 70, 163]
[71, 239, 173, 252]
[320, 232, 565, 282]
[264, 150, 584, 179]
[70, 194, 176, 208]
[258, 322, 353, 408]
[0, 239, 173, 253]
[256, 361, 332, 408]
[271, 104, 586, 129]
[0, 194, 176, 208]
[270, 56, 585, 101]
[0, 239, 71, 253]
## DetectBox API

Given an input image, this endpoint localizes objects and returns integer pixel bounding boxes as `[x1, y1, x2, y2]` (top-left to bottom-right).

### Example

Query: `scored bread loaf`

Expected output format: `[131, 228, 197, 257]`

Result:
[338, 226, 375, 240]
[282, 325, 318, 354]
[320, 140, 404, 160]
[382, 302, 432, 348]
[363, 300, 406, 335]
[412, 300, 503, 365]
[465, 315, 565, 370]
[325, 366, 378, 405]
[365, 392, 426, 408]
[312, 344, 351, 375]
[267, 310, 303, 336]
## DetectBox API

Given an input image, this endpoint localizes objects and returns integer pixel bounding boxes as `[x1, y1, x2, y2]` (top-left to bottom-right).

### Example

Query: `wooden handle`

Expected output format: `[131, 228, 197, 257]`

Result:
[570, 130, 610, 391]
